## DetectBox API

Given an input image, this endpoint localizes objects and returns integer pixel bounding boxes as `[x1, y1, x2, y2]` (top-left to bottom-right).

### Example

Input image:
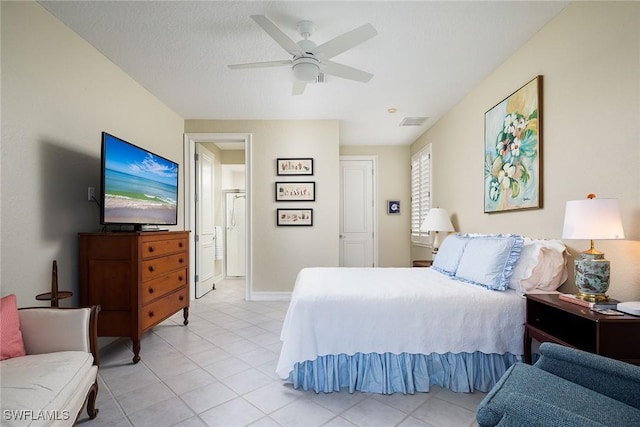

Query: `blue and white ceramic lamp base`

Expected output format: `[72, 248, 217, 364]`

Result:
[575, 252, 610, 302]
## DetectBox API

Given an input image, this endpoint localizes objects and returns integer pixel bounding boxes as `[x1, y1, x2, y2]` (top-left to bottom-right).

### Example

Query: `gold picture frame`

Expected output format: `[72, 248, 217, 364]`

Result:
[484, 75, 543, 213]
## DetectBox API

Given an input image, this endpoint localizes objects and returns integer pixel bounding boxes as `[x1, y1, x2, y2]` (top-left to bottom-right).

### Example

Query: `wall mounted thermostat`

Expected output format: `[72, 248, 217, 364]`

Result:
[387, 200, 400, 215]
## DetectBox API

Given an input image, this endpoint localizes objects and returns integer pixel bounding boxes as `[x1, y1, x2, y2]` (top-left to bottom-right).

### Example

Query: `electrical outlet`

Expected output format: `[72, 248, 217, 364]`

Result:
[87, 187, 95, 201]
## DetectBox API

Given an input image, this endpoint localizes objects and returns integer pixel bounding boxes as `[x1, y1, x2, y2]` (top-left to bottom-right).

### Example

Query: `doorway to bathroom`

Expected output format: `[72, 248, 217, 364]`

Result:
[224, 190, 246, 278]
[183, 132, 252, 301]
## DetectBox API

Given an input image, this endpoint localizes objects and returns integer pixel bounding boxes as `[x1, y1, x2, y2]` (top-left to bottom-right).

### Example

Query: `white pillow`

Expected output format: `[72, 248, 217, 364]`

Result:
[431, 234, 469, 276]
[509, 238, 568, 292]
[526, 246, 568, 291]
[508, 238, 543, 292]
[455, 235, 524, 291]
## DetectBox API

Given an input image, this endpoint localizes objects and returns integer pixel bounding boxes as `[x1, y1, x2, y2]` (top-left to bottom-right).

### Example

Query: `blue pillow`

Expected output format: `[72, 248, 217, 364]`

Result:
[454, 235, 524, 291]
[431, 234, 470, 276]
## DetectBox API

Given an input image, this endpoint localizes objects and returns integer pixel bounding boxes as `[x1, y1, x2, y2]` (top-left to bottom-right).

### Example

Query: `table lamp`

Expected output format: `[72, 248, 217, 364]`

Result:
[420, 208, 455, 253]
[561, 194, 624, 302]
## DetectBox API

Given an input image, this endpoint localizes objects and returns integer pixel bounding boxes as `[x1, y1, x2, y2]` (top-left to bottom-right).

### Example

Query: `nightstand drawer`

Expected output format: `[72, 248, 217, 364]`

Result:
[525, 293, 640, 365]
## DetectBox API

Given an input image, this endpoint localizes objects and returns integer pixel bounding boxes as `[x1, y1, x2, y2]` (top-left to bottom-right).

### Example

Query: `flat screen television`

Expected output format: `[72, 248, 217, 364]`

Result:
[101, 132, 178, 231]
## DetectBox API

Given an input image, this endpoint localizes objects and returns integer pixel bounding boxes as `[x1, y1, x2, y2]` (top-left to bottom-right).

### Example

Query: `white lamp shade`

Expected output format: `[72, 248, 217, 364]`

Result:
[420, 208, 454, 233]
[562, 198, 624, 240]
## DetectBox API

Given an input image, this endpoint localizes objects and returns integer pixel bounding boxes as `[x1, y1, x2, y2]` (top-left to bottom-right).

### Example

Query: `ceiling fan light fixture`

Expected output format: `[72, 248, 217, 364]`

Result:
[293, 59, 320, 82]
[230, 15, 376, 93]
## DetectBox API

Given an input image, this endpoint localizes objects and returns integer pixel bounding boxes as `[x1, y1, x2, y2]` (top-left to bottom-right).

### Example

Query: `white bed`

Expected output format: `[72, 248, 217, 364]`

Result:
[276, 234, 568, 394]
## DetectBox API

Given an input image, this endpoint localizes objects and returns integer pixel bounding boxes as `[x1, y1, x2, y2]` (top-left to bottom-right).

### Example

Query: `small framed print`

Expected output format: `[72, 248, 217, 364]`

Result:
[277, 208, 313, 226]
[388, 200, 400, 215]
[275, 181, 315, 201]
[277, 158, 313, 176]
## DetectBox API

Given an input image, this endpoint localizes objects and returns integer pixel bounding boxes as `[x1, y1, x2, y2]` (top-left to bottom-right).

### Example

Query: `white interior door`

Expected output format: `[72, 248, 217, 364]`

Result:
[340, 158, 376, 267]
[195, 144, 216, 298]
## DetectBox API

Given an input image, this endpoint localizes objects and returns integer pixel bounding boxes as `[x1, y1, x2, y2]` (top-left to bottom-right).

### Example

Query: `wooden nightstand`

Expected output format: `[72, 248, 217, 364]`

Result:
[412, 260, 433, 267]
[524, 293, 640, 365]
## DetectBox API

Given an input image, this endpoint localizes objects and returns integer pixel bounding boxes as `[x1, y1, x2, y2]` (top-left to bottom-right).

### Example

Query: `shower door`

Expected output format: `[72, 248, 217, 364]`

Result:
[225, 191, 246, 277]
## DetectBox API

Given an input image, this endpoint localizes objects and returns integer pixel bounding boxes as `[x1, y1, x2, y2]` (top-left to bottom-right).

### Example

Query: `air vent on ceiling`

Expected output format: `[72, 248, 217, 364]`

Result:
[399, 117, 428, 127]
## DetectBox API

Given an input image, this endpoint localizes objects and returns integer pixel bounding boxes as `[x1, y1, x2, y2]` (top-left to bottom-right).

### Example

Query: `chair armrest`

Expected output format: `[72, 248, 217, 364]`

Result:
[491, 392, 608, 427]
[535, 342, 640, 408]
[18, 306, 100, 365]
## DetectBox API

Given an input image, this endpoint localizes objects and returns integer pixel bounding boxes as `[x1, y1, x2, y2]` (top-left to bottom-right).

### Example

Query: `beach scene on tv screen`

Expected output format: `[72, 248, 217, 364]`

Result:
[104, 137, 178, 225]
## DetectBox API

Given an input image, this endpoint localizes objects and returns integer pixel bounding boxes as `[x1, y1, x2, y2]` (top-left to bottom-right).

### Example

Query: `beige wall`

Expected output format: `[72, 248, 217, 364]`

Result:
[221, 150, 245, 165]
[340, 146, 411, 267]
[411, 2, 640, 301]
[0, 2, 185, 306]
[6, 1, 637, 304]
[185, 120, 340, 294]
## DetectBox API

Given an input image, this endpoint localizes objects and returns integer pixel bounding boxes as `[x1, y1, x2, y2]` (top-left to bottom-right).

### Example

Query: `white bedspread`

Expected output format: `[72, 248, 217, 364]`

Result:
[276, 267, 525, 378]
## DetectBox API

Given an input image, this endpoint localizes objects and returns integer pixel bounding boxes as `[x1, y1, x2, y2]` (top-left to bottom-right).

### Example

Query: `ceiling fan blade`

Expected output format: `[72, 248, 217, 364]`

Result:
[292, 81, 307, 96]
[228, 60, 291, 69]
[323, 61, 373, 83]
[250, 15, 301, 56]
[312, 23, 377, 60]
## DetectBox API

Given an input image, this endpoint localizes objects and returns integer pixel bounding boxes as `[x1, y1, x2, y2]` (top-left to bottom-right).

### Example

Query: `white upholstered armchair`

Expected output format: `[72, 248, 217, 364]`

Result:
[1, 305, 100, 426]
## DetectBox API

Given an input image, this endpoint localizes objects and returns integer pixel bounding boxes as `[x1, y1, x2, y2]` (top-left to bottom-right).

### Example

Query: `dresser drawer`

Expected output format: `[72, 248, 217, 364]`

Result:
[141, 286, 188, 331]
[141, 237, 188, 259]
[141, 253, 187, 281]
[141, 268, 187, 304]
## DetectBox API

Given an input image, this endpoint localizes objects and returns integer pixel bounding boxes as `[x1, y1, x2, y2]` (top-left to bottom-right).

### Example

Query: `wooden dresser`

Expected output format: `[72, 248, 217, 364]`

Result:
[79, 231, 189, 363]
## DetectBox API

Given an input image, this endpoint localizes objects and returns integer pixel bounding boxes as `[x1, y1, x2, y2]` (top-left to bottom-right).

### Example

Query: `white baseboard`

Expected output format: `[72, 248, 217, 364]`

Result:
[247, 291, 291, 302]
[214, 273, 224, 285]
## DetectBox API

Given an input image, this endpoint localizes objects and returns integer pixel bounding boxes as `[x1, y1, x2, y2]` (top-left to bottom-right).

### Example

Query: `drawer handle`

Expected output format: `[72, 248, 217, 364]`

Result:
[178, 275, 183, 281]
[178, 258, 184, 264]
[178, 242, 183, 248]
[148, 311, 154, 318]
[148, 265, 155, 272]
[179, 295, 184, 301]
[148, 246, 155, 253]
[148, 287, 154, 294]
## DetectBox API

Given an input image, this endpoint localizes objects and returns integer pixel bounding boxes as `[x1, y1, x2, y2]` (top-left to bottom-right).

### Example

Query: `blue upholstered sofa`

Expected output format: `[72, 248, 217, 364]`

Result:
[477, 342, 640, 427]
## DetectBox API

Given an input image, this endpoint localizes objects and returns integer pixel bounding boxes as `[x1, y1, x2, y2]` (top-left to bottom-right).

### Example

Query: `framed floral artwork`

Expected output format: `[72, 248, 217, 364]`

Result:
[484, 75, 542, 213]
[277, 208, 313, 226]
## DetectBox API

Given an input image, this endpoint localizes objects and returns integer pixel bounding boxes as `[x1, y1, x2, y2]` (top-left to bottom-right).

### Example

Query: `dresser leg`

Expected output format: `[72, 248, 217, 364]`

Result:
[132, 339, 141, 364]
[183, 307, 189, 326]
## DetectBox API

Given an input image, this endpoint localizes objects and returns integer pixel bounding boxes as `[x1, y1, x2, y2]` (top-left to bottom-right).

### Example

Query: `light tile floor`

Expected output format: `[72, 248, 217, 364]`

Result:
[77, 279, 484, 427]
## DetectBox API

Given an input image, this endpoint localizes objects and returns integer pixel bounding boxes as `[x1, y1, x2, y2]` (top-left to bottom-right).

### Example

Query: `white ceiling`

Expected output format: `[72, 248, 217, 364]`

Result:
[40, 1, 569, 146]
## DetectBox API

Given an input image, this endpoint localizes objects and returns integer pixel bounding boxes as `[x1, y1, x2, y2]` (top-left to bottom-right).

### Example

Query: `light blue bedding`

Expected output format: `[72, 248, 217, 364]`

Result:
[287, 351, 521, 394]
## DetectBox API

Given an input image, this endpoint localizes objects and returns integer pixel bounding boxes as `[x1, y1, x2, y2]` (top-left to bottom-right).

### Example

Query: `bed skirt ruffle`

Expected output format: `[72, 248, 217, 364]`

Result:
[286, 351, 521, 394]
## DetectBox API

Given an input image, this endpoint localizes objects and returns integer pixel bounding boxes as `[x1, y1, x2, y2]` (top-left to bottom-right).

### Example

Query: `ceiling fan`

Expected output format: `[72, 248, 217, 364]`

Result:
[228, 15, 377, 96]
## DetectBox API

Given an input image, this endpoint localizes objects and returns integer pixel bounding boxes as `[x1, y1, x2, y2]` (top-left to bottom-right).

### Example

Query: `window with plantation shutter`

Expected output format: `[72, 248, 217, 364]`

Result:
[411, 145, 431, 245]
